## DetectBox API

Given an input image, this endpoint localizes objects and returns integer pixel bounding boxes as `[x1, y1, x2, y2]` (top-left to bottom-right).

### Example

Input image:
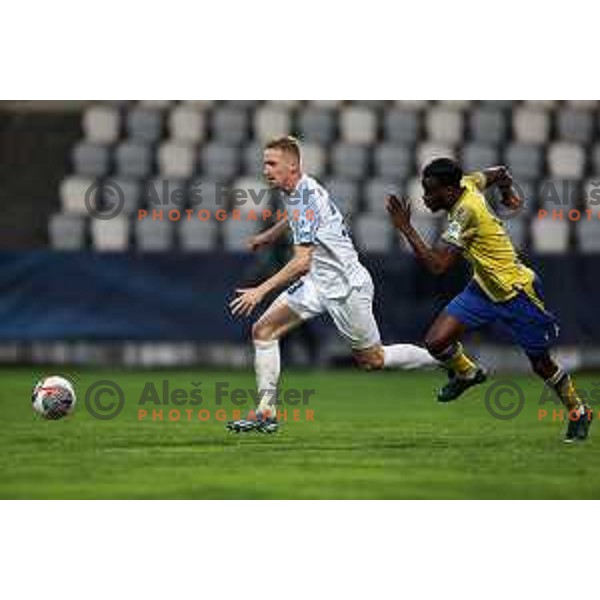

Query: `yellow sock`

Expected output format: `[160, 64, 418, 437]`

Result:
[444, 344, 477, 379]
[548, 371, 583, 412]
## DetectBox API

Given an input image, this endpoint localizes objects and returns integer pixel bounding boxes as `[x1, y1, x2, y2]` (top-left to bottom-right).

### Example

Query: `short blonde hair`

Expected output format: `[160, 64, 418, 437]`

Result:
[265, 135, 301, 163]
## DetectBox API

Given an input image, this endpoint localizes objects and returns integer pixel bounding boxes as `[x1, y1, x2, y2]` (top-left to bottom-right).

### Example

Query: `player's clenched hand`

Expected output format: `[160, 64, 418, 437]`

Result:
[385, 195, 412, 231]
[230, 287, 265, 317]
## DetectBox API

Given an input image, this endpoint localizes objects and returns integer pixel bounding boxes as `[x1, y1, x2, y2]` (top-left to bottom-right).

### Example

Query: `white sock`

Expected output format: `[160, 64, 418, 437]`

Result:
[254, 339, 280, 417]
[382, 344, 439, 370]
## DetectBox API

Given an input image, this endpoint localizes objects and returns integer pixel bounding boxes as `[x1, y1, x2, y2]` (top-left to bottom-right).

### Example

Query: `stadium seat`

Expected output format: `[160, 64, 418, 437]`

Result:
[253, 105, 292, 141]
[188, 178, 229, 211]
[582, 177, 600, 208]
[101, 177, 141, 215]
[461, 143, 500, 172]
[384, 107, 420, 145]
[168, 104, 206, 144]
[530, 219, 570, 254]
[416, 142, 455, 170]
[331, 144, 370, 181]
[301, 143, 326, 178]
[565, 100, 598, 109]
[138, 100, 173, 109]
[298, 107, 337, 144]
[374, 144, 413, 181]
[364, 179, 402, 215]
[307, 100, 344, 108]
[135, 218, 175, 252]
[222, 219, 258, 251]
[512, 106, 550, 144]
[231, 177, 270, 214]
[408, 214, 440, 246]
[126, 106, 163, 143]
[323, 178, 360, 215]
[504, 143, 544, 180]
[48, 213, 87, 250]
[240, 141, 264, 177]
[82, 104, 120, 143]
[157, 140, 196, 178]
[90, 215, 130, 251]
[72, 142, 110, 177]
[179, 219, 218, 251]
[592, 144, 600, 175]
[537, 179, 580, 213]
[340, 105, 378, 144]
[115, 141, 152, 178]
[437, 100, 474, 109]
[199, 143, 240, 181]
[547, 142, 586, 179]
[145, 178, 187, 212]
[425, 107, 464, 144]
[211, 105, 249, 145]
[59, 176, 97, 214]
[556, 107, 594, 144]
[469, 107, 507, 144]
[576, 220, 600, 253]
[523, 100, 558, 108]
[353, 214, 392, 252]
[393, 100, 430, 109]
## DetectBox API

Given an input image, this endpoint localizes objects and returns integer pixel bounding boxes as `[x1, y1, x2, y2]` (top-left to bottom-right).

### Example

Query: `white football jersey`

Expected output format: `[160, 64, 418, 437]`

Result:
[281, 174, 369, 299]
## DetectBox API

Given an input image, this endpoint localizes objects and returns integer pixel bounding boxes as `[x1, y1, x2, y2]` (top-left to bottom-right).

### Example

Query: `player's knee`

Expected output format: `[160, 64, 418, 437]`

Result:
[252, 320, 276, 342]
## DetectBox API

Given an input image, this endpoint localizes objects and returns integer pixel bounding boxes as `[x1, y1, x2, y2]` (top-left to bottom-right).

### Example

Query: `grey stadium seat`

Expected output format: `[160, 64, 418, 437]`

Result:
[83, 104, 120, 143]
[298, 107, 337, 144]
[384, 108, 420, 145]
[374, 144, 413, 181]
[241, 141, 263, 177]
[90, 216, 130, 252]
[145, 178, 187, 212]
[576, 220, 600, 253]
[188, 178, 229, 211]
[557, 107, 594, 144]
[72, 142, 110, 177]
[503, 217, 528, 250]
[504, 143, 544, 181]
[157, 140, 196, 179]
[340, 105, 378, 145]
[115, 141, 152, 178]
[179, 219, 218, 251]
[126, 106, 163, 143]
[530, 219, 570, 254]
[512, 106, 550, 144]
[425, 107, 464, 145]
[135, 218, 175, 252]
[537, 178, 580, 211]
[200, 143, 240, 181]
[168, 104, 206, 144]
[469, 107, 507, 144]
[592, 144, 600, 174]
[364, 179, 402, 215]
[353, 215, 392, 252]
[101, 177, 141, 215]
[254, 104, 292, 141]
[49, 213, 87, 250]
[331, 144, 369, 181]
[547, 142, 586, 179]
[211, 106, 249, 145]
[323, 178, 360, 215]
[461, 143, 499, 172]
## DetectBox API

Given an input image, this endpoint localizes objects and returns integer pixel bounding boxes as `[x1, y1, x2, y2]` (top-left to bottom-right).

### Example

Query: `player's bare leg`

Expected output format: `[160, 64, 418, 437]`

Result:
[424, 312, 487, 402]
[529, 352, 591, 442]
[227, 298, 303, 433]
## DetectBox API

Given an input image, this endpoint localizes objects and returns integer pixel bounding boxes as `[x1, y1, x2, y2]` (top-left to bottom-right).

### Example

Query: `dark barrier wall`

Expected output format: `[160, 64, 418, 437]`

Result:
[0, 251, 597, 345]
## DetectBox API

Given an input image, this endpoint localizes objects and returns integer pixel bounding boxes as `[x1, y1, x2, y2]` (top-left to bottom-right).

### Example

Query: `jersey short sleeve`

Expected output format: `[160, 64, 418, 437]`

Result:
[442, 202, 478, 249]
[462, 171, 487, 192]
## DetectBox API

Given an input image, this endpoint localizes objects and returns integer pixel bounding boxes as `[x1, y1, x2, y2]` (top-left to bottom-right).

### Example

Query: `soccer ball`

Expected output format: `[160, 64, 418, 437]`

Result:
[32, 376, 76, 420]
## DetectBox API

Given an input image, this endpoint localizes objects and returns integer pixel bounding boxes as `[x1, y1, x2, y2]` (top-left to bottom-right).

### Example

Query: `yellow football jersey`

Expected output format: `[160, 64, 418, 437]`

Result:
[441, 172, 537, 304]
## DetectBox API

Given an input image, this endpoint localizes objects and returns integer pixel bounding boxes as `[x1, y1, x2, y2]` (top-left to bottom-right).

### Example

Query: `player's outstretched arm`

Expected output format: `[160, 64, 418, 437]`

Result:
[246, 218, 289, 252]
[385, 195, 460, 275]
[230, 244, 313, 317]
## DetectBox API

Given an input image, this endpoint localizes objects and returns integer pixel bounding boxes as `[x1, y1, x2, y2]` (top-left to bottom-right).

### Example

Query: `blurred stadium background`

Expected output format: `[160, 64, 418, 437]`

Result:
[0, 100, 599, 371]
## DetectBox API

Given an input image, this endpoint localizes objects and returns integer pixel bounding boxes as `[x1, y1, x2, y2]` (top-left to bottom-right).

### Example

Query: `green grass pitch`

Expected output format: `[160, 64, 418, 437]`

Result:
[2, 366, 599, 499]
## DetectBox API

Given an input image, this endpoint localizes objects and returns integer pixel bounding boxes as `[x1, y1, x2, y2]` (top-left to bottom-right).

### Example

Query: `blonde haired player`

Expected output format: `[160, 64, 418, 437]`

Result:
[228, 136, 437, 433]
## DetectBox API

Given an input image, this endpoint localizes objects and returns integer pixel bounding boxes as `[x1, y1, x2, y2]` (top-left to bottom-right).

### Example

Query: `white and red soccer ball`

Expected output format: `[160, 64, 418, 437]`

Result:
[32, 376, 76, 420]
